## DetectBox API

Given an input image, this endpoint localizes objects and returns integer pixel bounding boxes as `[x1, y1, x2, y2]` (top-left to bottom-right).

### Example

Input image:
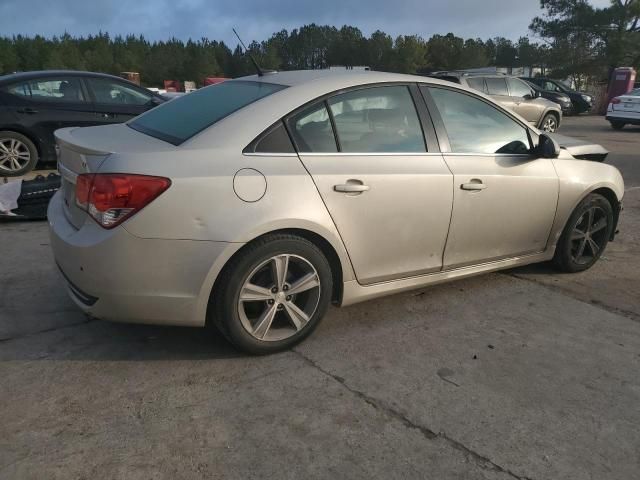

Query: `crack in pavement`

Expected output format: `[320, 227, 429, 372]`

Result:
[0, 317, 95, 343]
[293, 349, 534, 480]
[505, 272, 640, 324]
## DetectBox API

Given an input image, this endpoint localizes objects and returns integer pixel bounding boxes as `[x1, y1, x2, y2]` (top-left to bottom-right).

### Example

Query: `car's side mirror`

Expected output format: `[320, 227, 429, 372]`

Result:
[523, 93, 534, 100]
[149, 97, 164, 107]
[536, 133, 560, 158]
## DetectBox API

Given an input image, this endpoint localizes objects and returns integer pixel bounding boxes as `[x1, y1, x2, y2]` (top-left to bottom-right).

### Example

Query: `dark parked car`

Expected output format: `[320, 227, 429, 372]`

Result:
[521, 77, 593, 114]
[523, 80, 573, 114]
[0, 70, 165, 176]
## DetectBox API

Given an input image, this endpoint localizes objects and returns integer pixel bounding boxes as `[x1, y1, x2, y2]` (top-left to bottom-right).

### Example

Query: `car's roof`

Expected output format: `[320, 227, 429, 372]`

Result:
[234, 69, 453, 89]
[0, 70, 135, 84]
[431, 71, 508, 78]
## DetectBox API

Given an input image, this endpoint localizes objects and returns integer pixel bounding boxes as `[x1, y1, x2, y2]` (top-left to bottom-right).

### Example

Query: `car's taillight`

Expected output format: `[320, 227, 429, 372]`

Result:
[75, 173, 171, 228]
[611, 97, 621, 104]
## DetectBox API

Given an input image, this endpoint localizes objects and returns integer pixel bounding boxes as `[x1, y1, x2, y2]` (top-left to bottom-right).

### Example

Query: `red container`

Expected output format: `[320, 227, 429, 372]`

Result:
[203, 77, 228, 86]
[607, 67, 636, 104]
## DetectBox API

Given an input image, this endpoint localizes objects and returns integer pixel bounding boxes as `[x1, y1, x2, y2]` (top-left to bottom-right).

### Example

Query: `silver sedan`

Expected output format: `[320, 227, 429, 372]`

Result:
[49, 70, 624, 354]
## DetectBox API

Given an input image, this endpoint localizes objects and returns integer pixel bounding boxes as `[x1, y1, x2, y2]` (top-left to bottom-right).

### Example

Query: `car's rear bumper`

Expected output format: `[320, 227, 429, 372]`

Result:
[606, 109, 640, 124]
[48, 191, 235, 327]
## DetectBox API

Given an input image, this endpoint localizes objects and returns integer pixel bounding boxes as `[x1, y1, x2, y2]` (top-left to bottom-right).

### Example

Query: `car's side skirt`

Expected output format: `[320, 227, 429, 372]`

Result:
[340, 249, 555, 306]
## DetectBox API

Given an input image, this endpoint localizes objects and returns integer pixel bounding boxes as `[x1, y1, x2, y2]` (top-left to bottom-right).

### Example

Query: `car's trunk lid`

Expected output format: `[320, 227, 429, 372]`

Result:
[615, 94, 640, 113]
[55, 123, 174, 229]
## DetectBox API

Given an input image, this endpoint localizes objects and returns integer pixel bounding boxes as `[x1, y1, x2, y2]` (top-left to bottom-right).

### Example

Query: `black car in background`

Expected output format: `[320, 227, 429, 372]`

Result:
[523, 80, 573, 114]
[0, 70, 165, 176]
[521, 77, 593, 114]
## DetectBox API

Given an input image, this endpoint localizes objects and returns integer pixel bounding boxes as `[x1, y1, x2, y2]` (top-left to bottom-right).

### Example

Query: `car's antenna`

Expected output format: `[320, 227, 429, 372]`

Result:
[233, 28, 264, 77]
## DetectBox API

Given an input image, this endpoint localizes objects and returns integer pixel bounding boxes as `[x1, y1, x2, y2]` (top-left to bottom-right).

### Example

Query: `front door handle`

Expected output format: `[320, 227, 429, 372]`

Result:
[334, 181, 370, 193]
[460, 179, 487, 191]
[17, 107, 38, 114]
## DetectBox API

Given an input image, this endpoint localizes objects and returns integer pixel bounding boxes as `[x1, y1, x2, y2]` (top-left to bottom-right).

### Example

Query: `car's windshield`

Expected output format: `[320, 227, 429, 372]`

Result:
[129, 80, 287, 145]
[628, 88, 640, 96]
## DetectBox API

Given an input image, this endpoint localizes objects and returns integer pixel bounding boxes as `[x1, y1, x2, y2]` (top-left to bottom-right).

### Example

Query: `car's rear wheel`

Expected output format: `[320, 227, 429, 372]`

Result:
[610, 121, 626, 130]
[213, 234, 333, 355]
[0, 131, 39, 177]
[553, 193, 614, 273]
[540, 113, 559, 133]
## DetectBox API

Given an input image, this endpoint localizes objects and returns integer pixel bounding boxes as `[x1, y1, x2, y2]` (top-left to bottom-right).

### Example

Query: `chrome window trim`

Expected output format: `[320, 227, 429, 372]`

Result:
[242, 152, 299, 157]
[295, 152, 444, 157]
[259, 151, 533, 157]
[442, 153, 532, 158]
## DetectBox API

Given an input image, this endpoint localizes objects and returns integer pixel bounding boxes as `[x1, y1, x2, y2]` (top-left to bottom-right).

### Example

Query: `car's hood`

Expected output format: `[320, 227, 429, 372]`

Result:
[548, 133, 608, 162]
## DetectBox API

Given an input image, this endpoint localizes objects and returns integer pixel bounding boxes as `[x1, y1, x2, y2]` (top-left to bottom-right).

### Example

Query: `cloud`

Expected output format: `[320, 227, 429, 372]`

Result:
[0, 0, 613, 47]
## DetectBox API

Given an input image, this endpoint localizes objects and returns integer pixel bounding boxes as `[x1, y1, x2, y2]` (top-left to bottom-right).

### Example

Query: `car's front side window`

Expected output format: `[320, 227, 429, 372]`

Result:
[426, 87, 531, 155]
[507, 78, 533, 98]
[543, 81, 561, 92]
[485, 78, 509, 96]
[2, 77, 87, 103]
[327, 85, 426, 153]
[87, 78, 153, 106]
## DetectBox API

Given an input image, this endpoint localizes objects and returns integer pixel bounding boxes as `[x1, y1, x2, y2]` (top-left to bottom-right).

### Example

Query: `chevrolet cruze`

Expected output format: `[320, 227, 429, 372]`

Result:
[49, 70, 624, 354]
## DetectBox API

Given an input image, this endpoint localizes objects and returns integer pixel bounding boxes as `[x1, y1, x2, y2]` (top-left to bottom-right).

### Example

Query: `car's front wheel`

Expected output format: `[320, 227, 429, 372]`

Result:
[553, 193, 614, 273]
[0, 131, 39, 177]
[213, 234, 333, 355]
[610, 121, 626, 130]
[540, 113, 559, 133]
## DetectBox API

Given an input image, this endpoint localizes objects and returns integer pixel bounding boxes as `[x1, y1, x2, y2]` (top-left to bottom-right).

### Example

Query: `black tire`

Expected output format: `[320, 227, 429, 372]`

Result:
[553, 193, 614, 273]
[0, 131, 39, 177]
[213, 234, 333, 355]
[610, 121, 625, 130]
[540, 113, 559, 133]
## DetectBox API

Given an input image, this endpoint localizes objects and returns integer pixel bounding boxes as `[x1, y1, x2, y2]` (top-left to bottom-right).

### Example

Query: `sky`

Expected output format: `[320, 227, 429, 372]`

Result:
[0, 0, 613, 46]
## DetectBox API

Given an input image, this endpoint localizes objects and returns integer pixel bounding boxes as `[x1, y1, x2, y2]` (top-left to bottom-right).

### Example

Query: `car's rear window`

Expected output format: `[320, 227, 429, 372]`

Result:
[129, 80, 287, 145]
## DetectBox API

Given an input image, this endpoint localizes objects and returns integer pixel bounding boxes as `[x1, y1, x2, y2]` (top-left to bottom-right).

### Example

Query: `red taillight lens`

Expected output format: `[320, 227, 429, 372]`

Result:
[611, 97, 621, 104]
[75, 174, 171, 228]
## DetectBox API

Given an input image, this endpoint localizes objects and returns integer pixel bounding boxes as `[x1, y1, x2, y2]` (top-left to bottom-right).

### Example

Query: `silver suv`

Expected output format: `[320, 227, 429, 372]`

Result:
[430, 72, 562, 132]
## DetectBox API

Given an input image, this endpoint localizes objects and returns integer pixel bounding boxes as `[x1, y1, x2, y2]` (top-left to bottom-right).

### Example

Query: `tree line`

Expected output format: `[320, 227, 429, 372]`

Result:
[0, 0, 638, 87]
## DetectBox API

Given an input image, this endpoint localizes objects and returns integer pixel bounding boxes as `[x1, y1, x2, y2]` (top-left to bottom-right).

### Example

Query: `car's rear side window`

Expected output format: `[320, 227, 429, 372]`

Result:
[2, 77, 87, 103]
[328, 86, 426, 153]
[289, 102, 338, 153]
[129, 81, 287, 145]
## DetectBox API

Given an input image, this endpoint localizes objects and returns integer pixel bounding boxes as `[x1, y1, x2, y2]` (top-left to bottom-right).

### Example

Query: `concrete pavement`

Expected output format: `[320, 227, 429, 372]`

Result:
[1, 115, 639, 480]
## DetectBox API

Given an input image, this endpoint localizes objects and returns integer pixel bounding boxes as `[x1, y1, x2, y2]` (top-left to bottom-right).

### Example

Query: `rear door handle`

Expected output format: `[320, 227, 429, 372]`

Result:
[17, 107, 38, 114]
[334, 182, 370, 193]
[460, 180, 487, 191]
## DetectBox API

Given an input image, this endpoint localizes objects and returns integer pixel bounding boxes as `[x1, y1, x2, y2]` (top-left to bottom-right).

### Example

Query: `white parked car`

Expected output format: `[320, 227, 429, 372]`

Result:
[606, 88, 640, 130]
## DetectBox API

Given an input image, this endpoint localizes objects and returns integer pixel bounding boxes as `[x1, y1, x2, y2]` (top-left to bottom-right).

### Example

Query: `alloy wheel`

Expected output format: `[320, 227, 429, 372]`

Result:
[0, 138, 31, 173]
[542, 116, 558, 132]
[238, 254, 321, 342]
[570, 206, 608, 265]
